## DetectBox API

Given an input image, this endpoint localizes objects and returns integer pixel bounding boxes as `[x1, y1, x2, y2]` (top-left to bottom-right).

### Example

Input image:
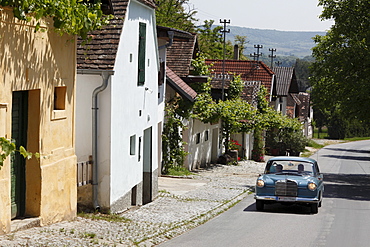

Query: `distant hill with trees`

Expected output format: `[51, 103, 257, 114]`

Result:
[227, 26, 326, 59]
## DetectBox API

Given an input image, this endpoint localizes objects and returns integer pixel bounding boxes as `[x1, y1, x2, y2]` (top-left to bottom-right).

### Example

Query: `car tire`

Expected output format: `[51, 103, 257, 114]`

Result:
[311, 203, 318, 214]
[256, 200, 264, 211]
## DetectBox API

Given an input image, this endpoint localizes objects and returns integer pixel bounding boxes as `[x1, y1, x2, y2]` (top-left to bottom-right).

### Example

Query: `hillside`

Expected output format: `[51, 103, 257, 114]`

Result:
[227, 26, 326, 58]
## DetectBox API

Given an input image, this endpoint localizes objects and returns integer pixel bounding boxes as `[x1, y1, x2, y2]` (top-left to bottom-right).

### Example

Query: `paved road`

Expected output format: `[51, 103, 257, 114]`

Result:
[159, 140, 370, 247]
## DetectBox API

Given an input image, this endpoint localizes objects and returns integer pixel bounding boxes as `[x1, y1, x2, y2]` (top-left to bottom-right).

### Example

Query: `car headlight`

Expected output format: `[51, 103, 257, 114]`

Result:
[256, 179, 265, 188]
[308, 182, 317, 191]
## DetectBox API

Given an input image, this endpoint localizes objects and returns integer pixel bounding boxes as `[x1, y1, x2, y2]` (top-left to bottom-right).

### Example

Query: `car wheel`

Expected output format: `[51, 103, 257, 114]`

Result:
[256, 200, 264, 211]
[311, 203, 318, 214]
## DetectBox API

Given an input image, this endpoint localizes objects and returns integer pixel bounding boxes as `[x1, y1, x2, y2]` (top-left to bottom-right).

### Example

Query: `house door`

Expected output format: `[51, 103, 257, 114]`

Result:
[211, 128, 219, 163]
[11, 91, 28, 219]
[142, 127, 152, 204]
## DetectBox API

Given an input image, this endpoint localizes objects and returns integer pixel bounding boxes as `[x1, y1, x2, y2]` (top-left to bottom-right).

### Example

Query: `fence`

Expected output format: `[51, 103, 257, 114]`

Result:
[77, 160, 93, 187]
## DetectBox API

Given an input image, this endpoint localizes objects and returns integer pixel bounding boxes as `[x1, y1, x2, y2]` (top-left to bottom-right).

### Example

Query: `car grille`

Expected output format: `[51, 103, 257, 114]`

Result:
[275, 180, 298, 196]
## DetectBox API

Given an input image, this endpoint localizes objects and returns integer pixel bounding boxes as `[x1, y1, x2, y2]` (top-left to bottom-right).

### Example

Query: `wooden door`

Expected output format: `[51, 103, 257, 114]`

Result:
[11, 91, 28, 219]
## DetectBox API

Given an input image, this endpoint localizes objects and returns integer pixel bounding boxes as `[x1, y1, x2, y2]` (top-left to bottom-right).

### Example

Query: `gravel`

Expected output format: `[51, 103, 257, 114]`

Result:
[0, 160, 265, 247]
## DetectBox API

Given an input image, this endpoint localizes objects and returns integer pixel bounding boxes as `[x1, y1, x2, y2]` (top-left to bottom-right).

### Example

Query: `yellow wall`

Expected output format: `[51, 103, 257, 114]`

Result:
[0, 8, 77, 233]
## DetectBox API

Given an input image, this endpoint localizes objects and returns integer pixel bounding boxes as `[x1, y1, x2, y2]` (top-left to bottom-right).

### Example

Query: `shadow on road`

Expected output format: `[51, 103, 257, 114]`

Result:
[243, 202, 312, 215]
[325, 147, 370, 154]
[321, 154, 370, 161]
[322, 173, 370, 201]
[322, 147, 370, 161]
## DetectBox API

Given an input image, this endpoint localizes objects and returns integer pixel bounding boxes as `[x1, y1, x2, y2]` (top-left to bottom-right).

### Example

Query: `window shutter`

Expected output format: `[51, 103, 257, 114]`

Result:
[138, 22, 146, 86]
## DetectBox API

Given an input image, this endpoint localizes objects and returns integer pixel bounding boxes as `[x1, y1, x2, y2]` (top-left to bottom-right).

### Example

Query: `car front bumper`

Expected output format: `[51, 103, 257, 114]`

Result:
[254, 195, 320, 204]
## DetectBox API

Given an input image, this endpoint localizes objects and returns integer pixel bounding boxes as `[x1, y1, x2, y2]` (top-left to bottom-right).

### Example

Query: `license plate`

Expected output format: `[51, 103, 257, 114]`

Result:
[278, 197, 296, 202]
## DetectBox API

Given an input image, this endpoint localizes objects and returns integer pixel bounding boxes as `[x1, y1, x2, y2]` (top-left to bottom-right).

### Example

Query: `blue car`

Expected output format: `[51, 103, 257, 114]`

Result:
[255, 156, 324, 214]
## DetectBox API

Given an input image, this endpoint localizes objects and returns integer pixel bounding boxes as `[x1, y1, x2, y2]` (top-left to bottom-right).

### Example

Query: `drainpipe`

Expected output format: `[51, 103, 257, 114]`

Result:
[78, 69, 114, 211]
[91, 71, 113, 211]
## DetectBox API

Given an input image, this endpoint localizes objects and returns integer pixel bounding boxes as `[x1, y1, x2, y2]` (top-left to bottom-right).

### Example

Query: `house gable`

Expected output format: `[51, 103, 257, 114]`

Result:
[77, 0, 156, 71]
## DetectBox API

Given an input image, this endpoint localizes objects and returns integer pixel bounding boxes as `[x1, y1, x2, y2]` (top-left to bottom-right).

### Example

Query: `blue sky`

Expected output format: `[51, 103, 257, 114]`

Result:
[187, 0, 334, 32]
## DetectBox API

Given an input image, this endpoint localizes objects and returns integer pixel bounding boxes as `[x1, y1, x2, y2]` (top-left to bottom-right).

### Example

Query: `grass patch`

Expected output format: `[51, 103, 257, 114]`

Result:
[167, 166, 193, 176]
[307, 139, 324, 149]
[78, 212, 131, 223]
[344, 136, 370, 141]
[313, 127, 328, 139]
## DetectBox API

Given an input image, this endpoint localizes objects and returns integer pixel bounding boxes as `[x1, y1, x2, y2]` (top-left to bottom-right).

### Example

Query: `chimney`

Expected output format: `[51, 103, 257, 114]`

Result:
[234, 44, 239, 60]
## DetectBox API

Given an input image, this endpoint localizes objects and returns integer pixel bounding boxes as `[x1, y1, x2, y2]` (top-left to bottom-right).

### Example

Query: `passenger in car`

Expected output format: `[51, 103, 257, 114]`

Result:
[298, 164, 304, 173]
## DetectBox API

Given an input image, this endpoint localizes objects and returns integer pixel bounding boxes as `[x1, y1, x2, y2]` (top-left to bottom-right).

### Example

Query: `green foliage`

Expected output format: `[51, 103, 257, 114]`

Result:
[294, 58, 312, 91]
[155, 0, 197, 32]
[228, 139, 242, 151]
[0, 137, 15, 168]
[307, 139, 324, 149]
[0, 0, 111, 39]
[234, 35, 248, 60]
[217, 98, 256, 151]
[0, 137, 39, 169]
[162, 105, 189, 174]
[311, 0, 370, 122]
[167, 166, 192, 176]
[191, 53, 213, 76]
[280, 130, 308, 156]
[227, 74, 243, 100]
[252, 128, 264, 162]
[324, 107, 370, 139]
[197, 20, 234, 59]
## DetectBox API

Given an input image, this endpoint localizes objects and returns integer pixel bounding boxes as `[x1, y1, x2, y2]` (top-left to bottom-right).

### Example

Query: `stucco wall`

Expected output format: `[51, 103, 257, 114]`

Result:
[185, 119, 221, 170]
[0, 8, 76, 233]
[108, 0, 159, 209]
[76, 74, 112, 210]
[75, 0, 160, 213]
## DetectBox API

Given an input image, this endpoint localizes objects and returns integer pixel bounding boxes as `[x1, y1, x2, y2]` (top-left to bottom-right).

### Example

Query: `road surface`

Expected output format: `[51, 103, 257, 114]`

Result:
[159, 140, 370, 247]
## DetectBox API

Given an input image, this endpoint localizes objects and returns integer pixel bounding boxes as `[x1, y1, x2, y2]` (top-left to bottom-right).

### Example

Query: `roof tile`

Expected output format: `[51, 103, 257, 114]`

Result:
[273, 67, 299, 96]
[166, 66, 197, 101]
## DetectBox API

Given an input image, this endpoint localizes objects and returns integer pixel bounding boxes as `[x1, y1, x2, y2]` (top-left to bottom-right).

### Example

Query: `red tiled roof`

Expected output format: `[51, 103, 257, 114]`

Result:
[166, 66, 197, 102]
[77, 0, 155, 70]
[205, 59, 274, 94]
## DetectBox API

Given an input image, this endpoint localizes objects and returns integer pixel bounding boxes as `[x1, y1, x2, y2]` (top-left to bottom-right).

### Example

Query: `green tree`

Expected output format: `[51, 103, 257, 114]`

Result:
[0, 0, 111, 39]
[155, 0, 197, 32]
[294, 58, 312, 91]
[234, 35, 249, 60]
[311, 0, 370, 122]
[197, 20, 233, 59]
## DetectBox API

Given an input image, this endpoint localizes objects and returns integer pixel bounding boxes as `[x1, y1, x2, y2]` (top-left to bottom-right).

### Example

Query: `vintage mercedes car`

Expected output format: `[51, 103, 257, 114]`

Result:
[255, 156, 324, 214]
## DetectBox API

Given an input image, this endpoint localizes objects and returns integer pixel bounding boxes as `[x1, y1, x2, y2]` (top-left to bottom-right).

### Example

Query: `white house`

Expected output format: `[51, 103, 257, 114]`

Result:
[75, 0, 161, 213]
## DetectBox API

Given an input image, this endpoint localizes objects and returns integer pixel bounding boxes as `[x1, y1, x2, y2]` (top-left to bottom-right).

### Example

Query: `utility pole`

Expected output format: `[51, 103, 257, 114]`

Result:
[250, 44, 263, 61]
[269, 48, 276, 68]
[275, 61, 282, 67]
[220, 19, 230, 101]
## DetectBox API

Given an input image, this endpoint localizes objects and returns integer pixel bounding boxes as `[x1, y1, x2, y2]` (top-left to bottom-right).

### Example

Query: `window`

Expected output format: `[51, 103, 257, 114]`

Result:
[138, 22, 146, 86]
[196, 133, 201, 144]
[130, 135, 136, 155]
[54, 86, 66, 110]
[138, 136, 142, 161]
[205, 130, 209, 141]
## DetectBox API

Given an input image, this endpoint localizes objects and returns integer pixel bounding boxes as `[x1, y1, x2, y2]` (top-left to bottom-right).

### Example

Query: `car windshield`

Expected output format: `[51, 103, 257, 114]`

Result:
[265, 160, 314, 176]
